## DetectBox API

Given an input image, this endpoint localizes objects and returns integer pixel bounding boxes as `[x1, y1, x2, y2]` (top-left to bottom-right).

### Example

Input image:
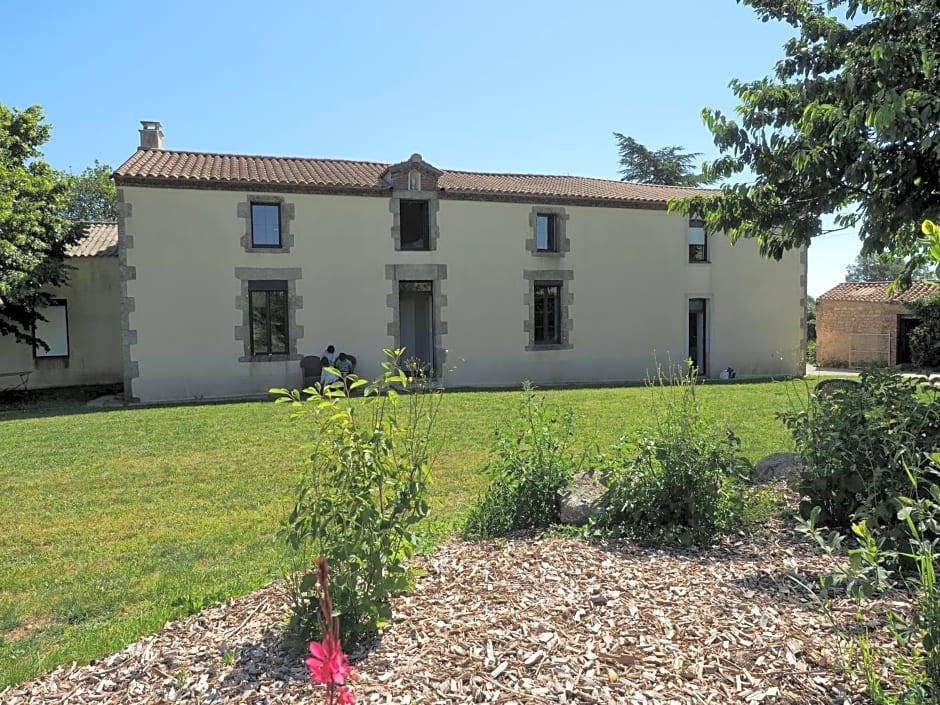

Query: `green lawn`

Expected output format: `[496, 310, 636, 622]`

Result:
[0, 378, 808, 687]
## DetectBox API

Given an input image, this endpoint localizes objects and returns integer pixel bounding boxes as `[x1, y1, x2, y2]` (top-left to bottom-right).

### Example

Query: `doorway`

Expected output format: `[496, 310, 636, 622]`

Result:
[897, 315, 921, 365]
[688, 298, 707, 375]
[399, 281, 434, 376]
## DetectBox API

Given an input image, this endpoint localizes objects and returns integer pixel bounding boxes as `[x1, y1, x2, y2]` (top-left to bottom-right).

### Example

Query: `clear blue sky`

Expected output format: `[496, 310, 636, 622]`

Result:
[4, 0, 858, 297]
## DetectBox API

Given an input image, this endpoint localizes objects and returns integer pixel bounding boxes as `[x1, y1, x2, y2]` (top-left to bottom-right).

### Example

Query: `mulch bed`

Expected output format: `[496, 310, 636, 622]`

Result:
[1, 524, 911, 704]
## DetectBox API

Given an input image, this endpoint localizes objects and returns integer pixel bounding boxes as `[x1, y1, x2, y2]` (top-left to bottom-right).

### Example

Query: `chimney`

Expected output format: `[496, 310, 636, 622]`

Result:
[139, 121, 164, 149]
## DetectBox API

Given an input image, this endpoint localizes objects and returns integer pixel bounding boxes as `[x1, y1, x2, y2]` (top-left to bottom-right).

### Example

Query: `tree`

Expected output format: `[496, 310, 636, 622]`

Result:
[846, 253, 932, 282]
[0, 104, 84, 348]
[670, 1, 940, 274]
[613, 133, 708, 186]
[61, 160, 117, 222]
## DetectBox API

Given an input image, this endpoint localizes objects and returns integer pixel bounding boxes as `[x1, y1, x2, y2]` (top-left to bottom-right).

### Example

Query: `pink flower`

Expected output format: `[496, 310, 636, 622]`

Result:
[305, 635, 351, 685]
[336, 686, 356, 704]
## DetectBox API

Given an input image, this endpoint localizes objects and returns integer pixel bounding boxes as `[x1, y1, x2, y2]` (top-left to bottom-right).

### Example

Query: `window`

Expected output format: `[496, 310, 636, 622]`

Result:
[33, 299, 69, 358]
[251, 203, 281, 247]
[536, 213, 558, 252]
[400, 200, 430, 250]
[533, 283, 561, 345]
[688, 219, 707, 262]
[248, 281, 288, 355]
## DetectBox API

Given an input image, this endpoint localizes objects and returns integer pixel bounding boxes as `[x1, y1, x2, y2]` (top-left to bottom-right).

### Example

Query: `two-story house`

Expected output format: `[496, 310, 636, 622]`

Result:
[108, 122, 805, 403]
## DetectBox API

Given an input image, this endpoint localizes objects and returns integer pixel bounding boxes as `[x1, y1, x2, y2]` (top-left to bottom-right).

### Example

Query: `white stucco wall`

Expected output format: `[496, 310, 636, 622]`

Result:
[120, 185, 804, 402]
[0, 256, 122, 389]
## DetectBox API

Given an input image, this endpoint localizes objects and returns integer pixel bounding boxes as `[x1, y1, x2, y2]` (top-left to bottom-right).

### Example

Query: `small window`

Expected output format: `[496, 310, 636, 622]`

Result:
[251, 203, 281, 248]
[533, 283, 561, 344]
[688, 219, 707, 262]
[536, 214, 558, 252]
[248, 281, 288, 355]
[400, 200, 430, 250]
[33, 299, 69, 358]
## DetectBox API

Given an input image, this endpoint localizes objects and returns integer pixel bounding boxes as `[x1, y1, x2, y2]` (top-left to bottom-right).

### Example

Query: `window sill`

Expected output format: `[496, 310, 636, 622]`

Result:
[238, 353, 301, 363]
[687, 260, 711, 265]
[532, 250, 564, 257]
[526, 343, 573, 352]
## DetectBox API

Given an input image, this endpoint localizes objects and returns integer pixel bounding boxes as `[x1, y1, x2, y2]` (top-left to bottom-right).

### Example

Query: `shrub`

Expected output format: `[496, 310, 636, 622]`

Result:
[593, 364, 749, 547]
[461, 383, 582, 539]
[274, 349, 443, 649]
[907, 291, 940, 368]
[780, 369, 940, 559]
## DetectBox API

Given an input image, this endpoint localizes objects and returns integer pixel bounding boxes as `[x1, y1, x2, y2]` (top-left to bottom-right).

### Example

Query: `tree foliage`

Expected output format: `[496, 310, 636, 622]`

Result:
[0, 103, 83, 347]
[670, 1, 940, 270]
[846, 253, 931, 282]
[61, 160, 117, 222]
[613, 133, 707, 186]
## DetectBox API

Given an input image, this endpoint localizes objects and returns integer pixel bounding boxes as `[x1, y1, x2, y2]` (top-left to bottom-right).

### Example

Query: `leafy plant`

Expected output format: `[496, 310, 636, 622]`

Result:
[793, 465, 940, 704]
[906, 291, 940, 368]
[461, 383, 582, 539]
[593, 363, 749, 546]
[780, 369, 940, 560]
[274, 349, 443, 649]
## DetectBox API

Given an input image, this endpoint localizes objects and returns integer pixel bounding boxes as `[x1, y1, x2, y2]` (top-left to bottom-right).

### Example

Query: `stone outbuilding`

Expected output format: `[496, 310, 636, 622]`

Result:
[815, 280, 937, 366]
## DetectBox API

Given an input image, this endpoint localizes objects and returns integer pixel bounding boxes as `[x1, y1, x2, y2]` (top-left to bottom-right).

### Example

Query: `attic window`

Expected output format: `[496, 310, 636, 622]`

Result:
[400, 200, 430, 250]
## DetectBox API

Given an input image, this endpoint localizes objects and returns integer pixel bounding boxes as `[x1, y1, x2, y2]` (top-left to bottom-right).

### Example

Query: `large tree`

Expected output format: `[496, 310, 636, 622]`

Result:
[61, 160, 117, 222]
[670, 1, 940, 274]
[613, 133, 708, 186]
[0, 104, 84, 348]
[845, 252, 932, 282]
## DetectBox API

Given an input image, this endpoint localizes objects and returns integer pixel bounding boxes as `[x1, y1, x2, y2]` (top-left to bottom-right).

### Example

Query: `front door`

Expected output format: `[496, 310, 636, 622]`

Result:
[399, 281, 434, 376]
[688, 298, 707, 375]
[897, 315, 921, 365]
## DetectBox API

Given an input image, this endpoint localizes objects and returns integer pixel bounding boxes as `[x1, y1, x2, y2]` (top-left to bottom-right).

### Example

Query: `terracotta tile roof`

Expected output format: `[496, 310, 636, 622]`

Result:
[114, 149, 715, 204]
[67, 222, 118, 257]
[817, 280, 939, 303]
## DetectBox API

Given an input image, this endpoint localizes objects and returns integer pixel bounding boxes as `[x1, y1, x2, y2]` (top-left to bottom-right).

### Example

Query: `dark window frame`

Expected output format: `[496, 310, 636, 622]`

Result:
[533, 281, 562, 345]
[688, 218, 708, 263]
[247, 280, 288, 356]
[32, 298, 70, 359]
[250, 203, 282, 248]
[399, 199, 431, 251]
[536, 213, 559, 253]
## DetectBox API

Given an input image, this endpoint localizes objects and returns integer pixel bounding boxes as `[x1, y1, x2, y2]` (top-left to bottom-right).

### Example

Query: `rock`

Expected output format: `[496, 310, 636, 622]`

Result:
[752, 452, 806, 484]
[559, 471, 606, 525]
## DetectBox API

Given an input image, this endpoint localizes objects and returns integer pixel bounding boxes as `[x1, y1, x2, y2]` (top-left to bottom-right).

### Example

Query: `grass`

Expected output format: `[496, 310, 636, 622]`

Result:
[0, 377, 809, 688]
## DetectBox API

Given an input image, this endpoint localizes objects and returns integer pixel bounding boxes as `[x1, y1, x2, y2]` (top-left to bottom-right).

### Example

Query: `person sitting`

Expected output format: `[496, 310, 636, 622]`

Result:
[322, 345, 337, 365]
[335, 352, 354, 376]
[320, 356, 339, 387]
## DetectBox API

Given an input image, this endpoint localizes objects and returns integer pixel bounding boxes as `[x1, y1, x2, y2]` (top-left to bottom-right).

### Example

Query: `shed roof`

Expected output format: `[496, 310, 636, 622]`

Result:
[67, 222, 118, 257]
[113, 149, 716, 206]
[817, 280, 938, 303]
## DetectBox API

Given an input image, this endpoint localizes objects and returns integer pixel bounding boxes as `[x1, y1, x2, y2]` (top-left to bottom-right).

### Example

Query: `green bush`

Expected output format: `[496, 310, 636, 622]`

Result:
[461, 384, 581, 539]
[907, 291, 940, 368]
[593, 364, 749, 547]
[780, 369, 940, 557]
[274, 349, 442, 649]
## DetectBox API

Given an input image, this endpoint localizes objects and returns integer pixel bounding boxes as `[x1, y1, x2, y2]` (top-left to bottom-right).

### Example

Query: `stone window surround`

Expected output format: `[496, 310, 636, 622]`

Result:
[234, 267, 303, 362]
[385, 263, 448, 377]
[238, 195, 296, 253]
[389, 190, 440, 251]
[524, 269, 574, 351]
[526, 206, 570, 257]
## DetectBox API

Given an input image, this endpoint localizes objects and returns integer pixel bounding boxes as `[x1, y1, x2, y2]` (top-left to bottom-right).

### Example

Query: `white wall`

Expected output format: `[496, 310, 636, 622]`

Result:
[0, 256, 122, 389]
[121, 186, 804, 402]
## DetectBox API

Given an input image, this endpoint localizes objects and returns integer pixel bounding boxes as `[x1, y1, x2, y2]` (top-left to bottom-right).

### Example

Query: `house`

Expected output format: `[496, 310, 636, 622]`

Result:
[108, 121, 805, 404]
[0, 222, 122, 390]
[815, 280, 937, 367]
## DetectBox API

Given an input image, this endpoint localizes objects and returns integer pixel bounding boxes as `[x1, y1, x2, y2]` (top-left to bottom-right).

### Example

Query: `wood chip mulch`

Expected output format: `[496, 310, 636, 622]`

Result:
[1, 524, 913, 704]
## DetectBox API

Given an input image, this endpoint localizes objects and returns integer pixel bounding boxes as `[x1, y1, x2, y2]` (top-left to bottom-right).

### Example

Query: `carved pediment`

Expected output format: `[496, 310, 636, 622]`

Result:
[382, 153, 442, 192]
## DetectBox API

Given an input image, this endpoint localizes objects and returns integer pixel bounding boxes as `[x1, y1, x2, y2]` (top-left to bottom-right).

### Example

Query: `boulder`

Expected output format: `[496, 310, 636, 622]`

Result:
[559, 471, 606, 525]
[752, 452, 806, 484]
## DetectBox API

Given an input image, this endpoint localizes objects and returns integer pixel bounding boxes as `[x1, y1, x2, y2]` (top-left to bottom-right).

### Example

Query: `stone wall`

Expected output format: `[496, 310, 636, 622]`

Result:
[816, 299, 908, 366]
